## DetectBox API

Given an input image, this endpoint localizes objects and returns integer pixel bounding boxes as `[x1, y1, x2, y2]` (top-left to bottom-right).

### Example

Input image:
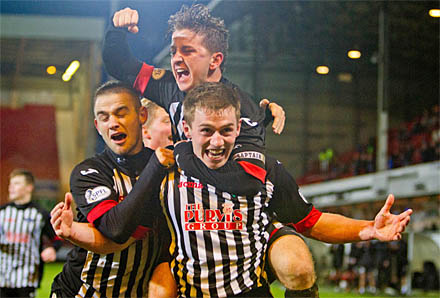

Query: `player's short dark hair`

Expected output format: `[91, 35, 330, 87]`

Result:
[183, 82, 240, 126]
[94, 80, 141, 110]
[168, 4, 229, 71]
[10, 169, 35, 186]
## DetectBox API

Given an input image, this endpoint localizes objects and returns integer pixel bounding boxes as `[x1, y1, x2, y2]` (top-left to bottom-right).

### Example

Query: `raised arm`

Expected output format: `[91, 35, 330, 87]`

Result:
[113, 7, 140, 33]
[102, 8, 143, 84]
[302, 194, 413, 243]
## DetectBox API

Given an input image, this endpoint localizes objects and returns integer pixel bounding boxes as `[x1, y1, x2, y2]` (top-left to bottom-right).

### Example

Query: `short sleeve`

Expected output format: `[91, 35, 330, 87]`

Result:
[70, 159, 118, 224]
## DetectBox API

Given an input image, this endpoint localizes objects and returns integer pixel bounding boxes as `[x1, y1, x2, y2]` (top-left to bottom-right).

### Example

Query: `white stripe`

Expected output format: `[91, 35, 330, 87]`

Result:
[10, 207, 22, 287]
[221, 192, 241, 295]
[179, 174, 196, 288]
[169, 102, 185, 138]
[0, 207, 7, 287]
[17, 207, 28, 288]
[4, 206, 15, 287]
[113, 169, 124, 195]
[121, 172, 132, 193]
[207, 184, 226, 297]
[192, 177, 209, 294]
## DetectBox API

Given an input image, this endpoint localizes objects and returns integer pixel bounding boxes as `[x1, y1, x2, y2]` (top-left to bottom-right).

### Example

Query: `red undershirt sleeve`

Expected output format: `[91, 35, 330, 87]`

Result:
[133, 63, 154, 94]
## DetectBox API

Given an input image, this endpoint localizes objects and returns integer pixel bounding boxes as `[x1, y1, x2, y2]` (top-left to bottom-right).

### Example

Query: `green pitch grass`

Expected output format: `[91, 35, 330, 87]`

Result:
[37, 263, 439, 298]
[37, 262, 64, 298]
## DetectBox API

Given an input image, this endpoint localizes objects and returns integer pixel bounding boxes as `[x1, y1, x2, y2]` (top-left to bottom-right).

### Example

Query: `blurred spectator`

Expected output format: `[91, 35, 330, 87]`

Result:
[0, 169, 59, 298]
[373, 241, 391, 292]
[355, 241, 376, 294]
[299, 104, 439, 184]
[328, 244, 345, 287]
[413, 261, 440, 291]
[388, 239, 409, 295]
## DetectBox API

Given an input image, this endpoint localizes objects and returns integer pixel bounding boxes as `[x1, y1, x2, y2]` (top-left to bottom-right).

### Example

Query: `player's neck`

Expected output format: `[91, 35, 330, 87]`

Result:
[12, 195, 32, 205]
[206, 69, 222, 83]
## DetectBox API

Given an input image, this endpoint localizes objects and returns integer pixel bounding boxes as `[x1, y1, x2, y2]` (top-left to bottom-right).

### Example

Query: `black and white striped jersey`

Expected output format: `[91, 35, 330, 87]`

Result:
[160, 168, 273, 297]
[52, 148, 163, 298]
[0, 201, 55, 288]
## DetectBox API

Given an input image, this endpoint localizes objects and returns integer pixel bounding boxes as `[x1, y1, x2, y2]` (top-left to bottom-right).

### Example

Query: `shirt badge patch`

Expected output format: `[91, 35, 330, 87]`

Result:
[152, 68, 166, 80]
[232, 151, 266, 163]
[85, 186, 111, 204]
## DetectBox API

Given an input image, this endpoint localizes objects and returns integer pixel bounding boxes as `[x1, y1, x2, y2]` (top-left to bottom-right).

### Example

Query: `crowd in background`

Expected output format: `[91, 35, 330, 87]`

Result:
[298, 105, 439, 185]
[327, 239, 439, 295]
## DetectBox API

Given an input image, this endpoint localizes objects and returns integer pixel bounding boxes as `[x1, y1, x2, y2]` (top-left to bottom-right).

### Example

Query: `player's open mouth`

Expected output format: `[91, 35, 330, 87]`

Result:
[111, 132, 127, 143]
[206, 149, 225, 158]
[176, 68, 190, 80]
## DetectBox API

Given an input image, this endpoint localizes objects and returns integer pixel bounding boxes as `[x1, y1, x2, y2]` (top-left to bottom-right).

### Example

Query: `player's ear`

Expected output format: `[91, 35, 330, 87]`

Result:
[139, 106, 148, 125]
[142, 125, 151, 140]
[94, 119, 102, 135]
[182, 120, 192, 139]
[27, 184, 34, 194]
[236, 118, 242, 137]
[209, 52, 224, 71]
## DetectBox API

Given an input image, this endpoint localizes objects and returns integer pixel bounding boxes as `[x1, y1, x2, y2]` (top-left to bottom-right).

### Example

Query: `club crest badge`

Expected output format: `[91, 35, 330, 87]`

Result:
[152, 68, 166, 80]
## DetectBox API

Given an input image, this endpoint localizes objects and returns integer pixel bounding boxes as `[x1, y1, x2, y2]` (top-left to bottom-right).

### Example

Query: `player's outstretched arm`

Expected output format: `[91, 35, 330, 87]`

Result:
[260, 99, 286, 134]
[302, 194, 412, 243]
[51, 193, 135, 254]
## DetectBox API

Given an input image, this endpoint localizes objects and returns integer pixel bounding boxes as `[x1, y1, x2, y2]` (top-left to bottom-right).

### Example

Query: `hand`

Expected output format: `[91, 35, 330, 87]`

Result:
[113, 7, 139, 34]
[260, 99, 285, 134]
[50, 192, 74, 240]
[155, 147, 175, 168]
[41, 247, 56, 262]
[373, 194, 413, 241]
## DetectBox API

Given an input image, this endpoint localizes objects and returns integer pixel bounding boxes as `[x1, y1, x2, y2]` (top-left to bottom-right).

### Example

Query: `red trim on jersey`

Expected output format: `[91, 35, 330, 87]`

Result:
[291, 207, 322, 233]
[131, 225, 152, 240]
[269, 227, 280, 240]
[53, 236, 63, 242]
[237, 161, 266, 183]
[133, 63, 155, 94]
[87, 200, 118, 224]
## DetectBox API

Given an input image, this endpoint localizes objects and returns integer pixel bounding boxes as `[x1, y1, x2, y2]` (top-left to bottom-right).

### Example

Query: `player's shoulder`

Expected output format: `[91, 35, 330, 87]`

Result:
[0, 202, 13, 210]
[221, 77, 250, 98]
[70, 151, 112, 182]
[265, 155, 282, 171]
[28, 201, 50, 216]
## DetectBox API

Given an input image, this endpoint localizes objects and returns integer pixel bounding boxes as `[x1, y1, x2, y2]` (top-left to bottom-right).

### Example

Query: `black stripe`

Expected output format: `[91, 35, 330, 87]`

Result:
[171, 102, 185, 141]
[202, 185, 217, 297]
[84, 284, 95, 298]
[173, 172, 194, 298]
[246, 194, 264, 288]
[136, 234, 157, 297]
[125, 240, 142, 297]
[85, 253, 100, 290]
[14, 208, 24, 287]
[99, 253, 114, 294]
[186, 176, 203, 297]
[112, 247, 128, 297]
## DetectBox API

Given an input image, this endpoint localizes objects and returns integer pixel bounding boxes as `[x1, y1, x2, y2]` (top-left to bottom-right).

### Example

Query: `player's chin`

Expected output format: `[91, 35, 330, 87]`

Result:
[176, 79, 194, 92]
[205, 157, 227, 170]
